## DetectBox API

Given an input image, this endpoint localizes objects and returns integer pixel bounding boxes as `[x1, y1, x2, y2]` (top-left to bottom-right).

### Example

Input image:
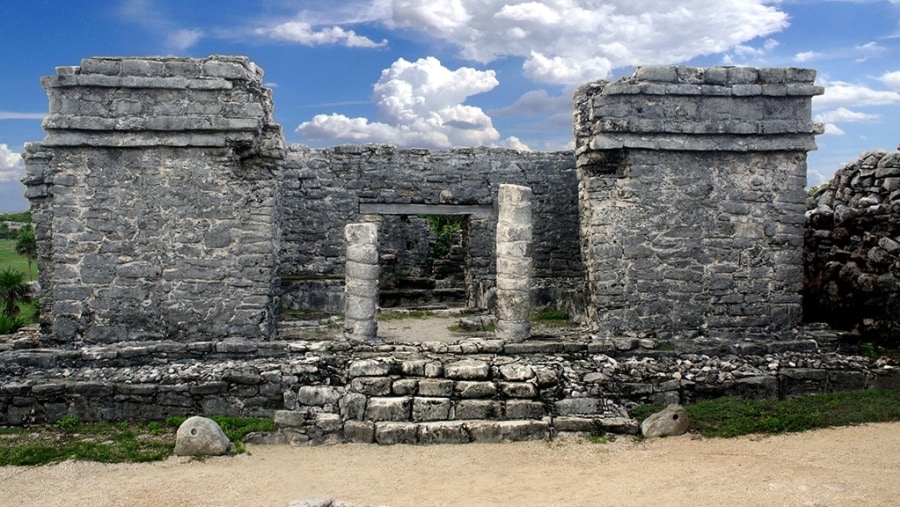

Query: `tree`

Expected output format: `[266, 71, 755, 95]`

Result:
[0, 267, 31, 318]
[15, 227, 37, 280]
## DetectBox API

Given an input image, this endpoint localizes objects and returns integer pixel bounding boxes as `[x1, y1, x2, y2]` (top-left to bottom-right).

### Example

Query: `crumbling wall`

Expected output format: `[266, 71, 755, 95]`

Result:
[574, 66, 822, 339]
[280, 146, 584, 316]
[805, 147, 900, 344]
[22, 56, 284, 344]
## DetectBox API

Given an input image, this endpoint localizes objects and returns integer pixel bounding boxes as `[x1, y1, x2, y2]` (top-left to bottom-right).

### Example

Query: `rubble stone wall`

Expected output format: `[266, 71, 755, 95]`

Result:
[574, 66, 822, 339]
[1, 329, 896, 442]
[280, 146, 584, 315]
[805, 147, 900, 343]
[21, 56, 285, 344]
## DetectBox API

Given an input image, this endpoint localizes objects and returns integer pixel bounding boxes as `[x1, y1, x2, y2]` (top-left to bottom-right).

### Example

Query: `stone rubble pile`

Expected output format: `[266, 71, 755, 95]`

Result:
[805, 147, 900, 344]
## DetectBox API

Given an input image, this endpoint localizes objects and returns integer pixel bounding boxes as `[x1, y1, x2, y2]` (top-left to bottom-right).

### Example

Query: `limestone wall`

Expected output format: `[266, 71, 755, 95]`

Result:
[280, 146, 584, 315]
[22, 56, 284, 344]
[574, 66, 822, 339]
[805, 147, 900, 344]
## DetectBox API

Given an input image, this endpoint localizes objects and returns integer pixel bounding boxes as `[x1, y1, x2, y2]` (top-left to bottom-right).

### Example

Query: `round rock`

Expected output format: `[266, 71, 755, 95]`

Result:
[174, 415, 233, 456]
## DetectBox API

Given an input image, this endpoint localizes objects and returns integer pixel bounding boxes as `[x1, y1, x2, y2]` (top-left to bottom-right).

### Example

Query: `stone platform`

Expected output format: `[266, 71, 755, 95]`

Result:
[1, 321, 897, 444]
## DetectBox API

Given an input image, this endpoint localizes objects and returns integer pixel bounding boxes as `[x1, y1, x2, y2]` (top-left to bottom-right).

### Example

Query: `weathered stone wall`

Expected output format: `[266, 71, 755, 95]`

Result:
[22, 56, 284, 344]
[805, 147, 900, 344]
[1, 326, 895, 442]
[574, 66, 822, 339]
[280, 146, 584, 316]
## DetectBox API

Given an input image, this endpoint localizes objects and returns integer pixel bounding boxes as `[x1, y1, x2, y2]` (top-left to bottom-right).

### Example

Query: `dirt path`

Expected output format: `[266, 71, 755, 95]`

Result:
[2, 422, 898, 507]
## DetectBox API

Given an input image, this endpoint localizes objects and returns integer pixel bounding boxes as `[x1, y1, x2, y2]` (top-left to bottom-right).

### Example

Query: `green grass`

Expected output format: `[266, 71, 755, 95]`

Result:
[0, 416, 277, 466]
[630, 390, 900, 438]
[0, 239, 36, 282]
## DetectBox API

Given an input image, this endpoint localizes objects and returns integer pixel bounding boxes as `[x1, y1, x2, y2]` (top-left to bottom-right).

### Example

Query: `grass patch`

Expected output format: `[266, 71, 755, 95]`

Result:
[0, 239, 36, 282]
[0, 419, 174, 466]
[630, 390, 900, 439]
[0, 416, 277, 466]
[532, 310, 569, 321]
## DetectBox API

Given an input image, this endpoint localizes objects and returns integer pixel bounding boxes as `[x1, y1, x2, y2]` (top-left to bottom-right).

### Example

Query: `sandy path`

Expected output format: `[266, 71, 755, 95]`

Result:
[1, 422, 898, 507]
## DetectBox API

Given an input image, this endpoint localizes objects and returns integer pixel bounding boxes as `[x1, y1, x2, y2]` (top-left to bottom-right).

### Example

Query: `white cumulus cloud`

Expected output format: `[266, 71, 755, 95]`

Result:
[166, 28, 203, 51]
[385, 0, 789, 85]
[0, 144, 24, 183]
[814, 81, 900, 108]
[296, 57, 525, 149]
[814, 107, 880, 124]
[258, 21, 387, 48]
[793, 50, 822, 63]
[881, 70, 900, 90]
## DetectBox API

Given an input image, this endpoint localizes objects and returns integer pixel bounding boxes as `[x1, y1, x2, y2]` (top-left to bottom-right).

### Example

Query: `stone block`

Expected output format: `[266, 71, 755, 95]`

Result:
[417, 379, 453, 397]
[273, 410, 308, 428]
[400, 360, 426, 376]
[499, 382, 538, 398]
[392, 378, 418, 396]
[553, 417, 599, 433]
[339, 393, 368, 421]
[498, 363, 535, 381]
[375, 422, 418, 445]
[314, 413, 342, 434]
[455, 381, 497, 398]
[349, 359, 393, 377]
[418, 421, 469, 444]
[413, 397, 452, 422]
[366, 397, 411, 422]
[445, 360, 490, 380]
[297, 385, 342, 406]
[504, 400, 546, 419]
[350, 377, 392, 396]
[343, 420, 375, 443]
[467, 420, 549, 443]
[555, 398, 601, 416]
[454, 400, 501, 419]
[641, 405, 689, 438]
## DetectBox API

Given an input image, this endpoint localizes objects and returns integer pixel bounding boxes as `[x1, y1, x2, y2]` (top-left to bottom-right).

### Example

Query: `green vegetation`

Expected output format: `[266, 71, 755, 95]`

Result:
[0, 418, 174, 466]
[0, 415, 277, 466]
[0, 266, 36, 334]
[422, 214, 464, 264]
[0, 239, 36, 283]
[532, 310, 569, 321]
[630, 390, 900, 439]
[859, 342, 878, 359]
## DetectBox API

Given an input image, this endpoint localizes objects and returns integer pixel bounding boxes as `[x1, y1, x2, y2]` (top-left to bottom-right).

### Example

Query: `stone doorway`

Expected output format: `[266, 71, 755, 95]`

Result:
[358, 203, 493, 309]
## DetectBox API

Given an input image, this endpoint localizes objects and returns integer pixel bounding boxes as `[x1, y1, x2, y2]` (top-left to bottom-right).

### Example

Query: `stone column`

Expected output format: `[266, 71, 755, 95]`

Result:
[495, 184, 533, 342]
[344, 223, 379, 341]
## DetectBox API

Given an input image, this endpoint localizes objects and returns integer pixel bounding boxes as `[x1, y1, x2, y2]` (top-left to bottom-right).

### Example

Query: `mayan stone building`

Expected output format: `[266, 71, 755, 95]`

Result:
[22, 57, 822, 344]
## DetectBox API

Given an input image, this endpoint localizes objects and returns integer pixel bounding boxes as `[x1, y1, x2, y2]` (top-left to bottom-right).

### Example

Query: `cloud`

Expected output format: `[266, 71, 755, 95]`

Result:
[881, 70, 900, 90]
[118, 0, 204, 51]
[820, 123, 846, 136]
[296, 56, 525, 149]
[0, 112, 45, 120]
[814, 107, 880, 124]
[0, 144, 24, 183]
[793, 50, 822, 63]
[257, 21, 387, 48]
[385, 0, 789, 85]
[814, 81, 900, 108]
[491, 89, 570, 117]
[166, 29, 203, 51]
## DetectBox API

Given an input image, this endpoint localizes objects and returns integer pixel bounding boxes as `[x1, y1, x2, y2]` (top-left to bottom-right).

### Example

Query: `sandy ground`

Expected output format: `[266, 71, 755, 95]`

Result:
[2, 422, 898, 507]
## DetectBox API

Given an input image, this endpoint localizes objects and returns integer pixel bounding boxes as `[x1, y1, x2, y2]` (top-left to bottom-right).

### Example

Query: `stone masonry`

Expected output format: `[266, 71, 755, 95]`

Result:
[343, 223, 379, 341]
[575, 66, 823, 339]
[495, 184, 533, 342]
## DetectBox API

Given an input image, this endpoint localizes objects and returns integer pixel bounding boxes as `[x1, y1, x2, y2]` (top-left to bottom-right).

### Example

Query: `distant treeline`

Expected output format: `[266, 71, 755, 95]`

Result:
[0, 211, 32, 240]
[0, 211, 31, 224]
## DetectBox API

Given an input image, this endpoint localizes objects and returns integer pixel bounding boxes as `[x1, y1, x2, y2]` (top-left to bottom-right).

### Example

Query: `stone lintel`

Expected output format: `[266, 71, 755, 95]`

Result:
[359, 203, 493, 216]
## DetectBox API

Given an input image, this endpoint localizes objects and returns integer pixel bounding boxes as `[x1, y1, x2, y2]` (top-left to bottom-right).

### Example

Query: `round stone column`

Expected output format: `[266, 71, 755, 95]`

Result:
[495, 184, 533, 342]
[344, 223, 379, 341]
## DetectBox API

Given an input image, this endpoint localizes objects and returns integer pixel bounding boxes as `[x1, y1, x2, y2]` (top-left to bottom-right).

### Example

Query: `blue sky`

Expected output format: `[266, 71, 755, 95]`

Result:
[2, 0, 899, 212]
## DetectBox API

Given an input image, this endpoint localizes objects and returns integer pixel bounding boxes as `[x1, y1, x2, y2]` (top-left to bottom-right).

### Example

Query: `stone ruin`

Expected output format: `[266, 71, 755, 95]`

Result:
[1, 56, 897, 444]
